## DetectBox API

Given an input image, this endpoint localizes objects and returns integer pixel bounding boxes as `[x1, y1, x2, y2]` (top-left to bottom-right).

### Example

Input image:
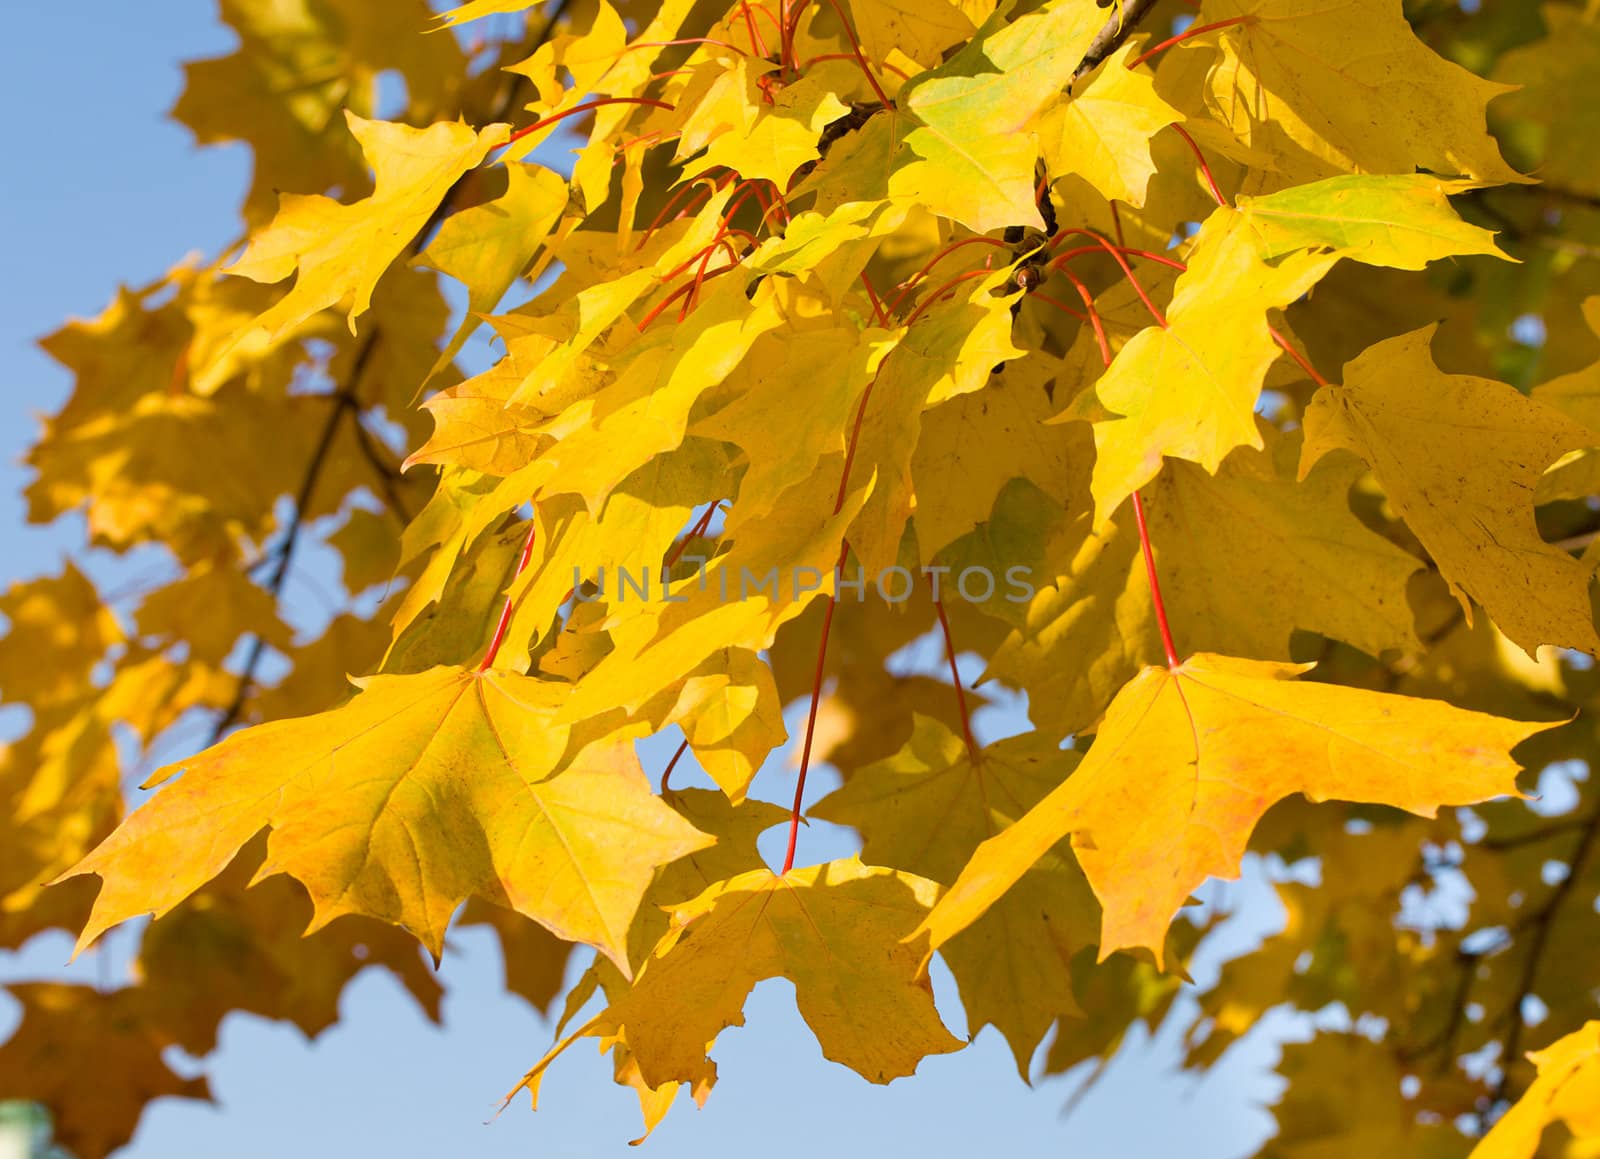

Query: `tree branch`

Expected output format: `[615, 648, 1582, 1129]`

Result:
[1485, 808, 1600, 1120]
[346, 408, 413, 524]
[1074, 0, 1161, 82]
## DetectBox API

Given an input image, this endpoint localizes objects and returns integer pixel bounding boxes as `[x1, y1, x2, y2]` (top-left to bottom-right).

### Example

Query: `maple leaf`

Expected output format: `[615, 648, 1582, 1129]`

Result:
[812, 718, 1098, 1072]
[0, 564, 120, 712]
[173, 0, 467, 222]
[1490, 6, 1600, 199]
[1040, 44, 1184, 208]
[1470, 1020, 1600, 1158]
[218, 114, 510, 355]
[135, 838, 445, 1056]
[664, 647, 788, 803]
[18, 0, 1600, 1144]
[415, 160, 570, 375]
[511, 857, 962, 1105]
[1064, 204, 1339, 522]
[1234, 174, 1507, 269]
[1157, 0, 1527, 188]
[1301, 324, 1600, 656]
[809, 0, 1106, 233]
[919, 653, 1551, 966]
[0, 984, 211, 1159]
[61, 667, 712, 967]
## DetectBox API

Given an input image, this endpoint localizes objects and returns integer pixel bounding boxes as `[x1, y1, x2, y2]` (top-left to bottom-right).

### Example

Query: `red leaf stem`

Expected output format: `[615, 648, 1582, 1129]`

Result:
[888, 237, 1011, 316]
[1171, 123, 1228, 207]
[1133, 492, 1181, 668]
[934, 594, 980, 764]
[1048, 228, 1167, 327]
[783, 359, 883, 872]
[1128, 16, 1252, 70]
[902, 268, 995, 327]
[479, 518, 540, 671]
[859, 270, 889, 325]
[660, 738, 691, 793]
[504, 98, 675, 148]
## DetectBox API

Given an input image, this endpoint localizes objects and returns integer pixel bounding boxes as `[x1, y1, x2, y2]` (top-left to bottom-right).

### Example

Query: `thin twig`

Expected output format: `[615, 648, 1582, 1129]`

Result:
[347, 410, 413, 523]
[1487, 809, 1600, 1115]
[1073, 0, 1161, 82]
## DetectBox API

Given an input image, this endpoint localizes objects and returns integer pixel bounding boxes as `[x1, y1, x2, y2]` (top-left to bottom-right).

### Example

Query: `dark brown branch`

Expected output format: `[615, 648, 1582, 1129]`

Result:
[209, 388, 359, 741]
[1480, 812, 1599, 852]
[1073, 0, 1161, 81]
[1399, 944, 1487, 1072]
[347, 409, 413, 524]
[1486, 808, 1600, 1119]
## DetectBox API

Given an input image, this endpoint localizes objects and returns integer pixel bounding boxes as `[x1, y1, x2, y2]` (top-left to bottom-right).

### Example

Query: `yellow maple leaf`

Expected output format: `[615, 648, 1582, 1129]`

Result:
[135, 839, 444, 1056]
[221, 113, 509, 351]
[918, 653, 1549, 967]
[1040, 44, 1184, 207]
[510, 857, 962, 1104]
[665, 648, 788, 803]
[1301, 324, 1600, 656]
[0, 983, 210, 1159]
[1470, 1020, 1600, 1158]
[849, 0, 977, 68]
[1064, 205, 1338, 522]
[1158, 0, 1526, 189]
[61, 666, 712, 968]
[812, 718, 1097, 1072]
[415, 159, 570, 376]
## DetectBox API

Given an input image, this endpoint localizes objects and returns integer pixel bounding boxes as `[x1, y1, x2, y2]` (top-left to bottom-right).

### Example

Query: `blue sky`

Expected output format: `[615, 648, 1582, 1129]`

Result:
[0, 4, 1292, 1155]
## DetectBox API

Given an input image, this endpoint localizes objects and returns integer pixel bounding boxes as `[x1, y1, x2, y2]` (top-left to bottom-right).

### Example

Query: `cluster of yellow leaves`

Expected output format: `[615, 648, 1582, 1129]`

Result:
[8, 0, 1600, 1154]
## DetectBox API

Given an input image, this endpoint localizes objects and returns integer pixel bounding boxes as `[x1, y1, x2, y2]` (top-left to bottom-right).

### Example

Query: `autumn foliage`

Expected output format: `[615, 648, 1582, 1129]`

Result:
[8, 0, 1600, 1154]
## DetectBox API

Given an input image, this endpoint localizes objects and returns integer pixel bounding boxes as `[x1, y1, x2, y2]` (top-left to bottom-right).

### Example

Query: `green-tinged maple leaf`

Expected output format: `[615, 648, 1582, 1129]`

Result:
[1490, 6, 1600, 199]
[511, 857, 961, 1108]
[1531, 297, 1600, 429]
[1470, 1020, 1600, 1158]
[806, 0, 1105, 233]
[919, 653, 1549, 966]
[61, 667, 712, 967]
[1234, 174, 1507, 269]
[1301, 325, 1600, 656]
